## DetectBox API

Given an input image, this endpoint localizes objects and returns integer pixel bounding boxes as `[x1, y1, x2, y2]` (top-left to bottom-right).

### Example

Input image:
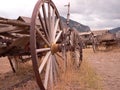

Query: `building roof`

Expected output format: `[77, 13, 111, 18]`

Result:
[17, 16, 31, 23]
[17, 16, 40, 25]
[92, 30, 108, 36]
[79, 31, 92, 35]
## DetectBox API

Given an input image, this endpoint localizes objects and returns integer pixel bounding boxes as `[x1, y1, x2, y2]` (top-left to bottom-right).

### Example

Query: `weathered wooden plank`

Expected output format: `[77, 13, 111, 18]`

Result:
[0, 33, 18, 38]
[0, 26, 26, 33]
[0, 19, 30, 27]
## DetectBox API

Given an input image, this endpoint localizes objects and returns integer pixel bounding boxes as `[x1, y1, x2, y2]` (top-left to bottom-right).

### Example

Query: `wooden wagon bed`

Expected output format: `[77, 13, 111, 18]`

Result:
[0, 17, 31, 56]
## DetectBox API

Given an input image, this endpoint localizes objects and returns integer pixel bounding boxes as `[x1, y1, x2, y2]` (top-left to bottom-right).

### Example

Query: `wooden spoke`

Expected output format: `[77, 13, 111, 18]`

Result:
[44, 55, 51, 89]
[36, 48, 50, 53]
[53, 19, 60, 41]
[42, 4, 49, 33]
[53, 55, 60, 75]
[52, 56, 58, 83]
[36, 28, 50, 46]
[51, 9, 55, 42]
[39, 51, 51, 73]
[50, 56, 54, 89]
[38, 13, 46, 34]
[38, 13, 50, 42]
[52, 9, 55, 26]
[54, 31, 62, 43]
[48, 2, 51, 40]
[73, 50, 81, 68]
[62, 47, 67, 70]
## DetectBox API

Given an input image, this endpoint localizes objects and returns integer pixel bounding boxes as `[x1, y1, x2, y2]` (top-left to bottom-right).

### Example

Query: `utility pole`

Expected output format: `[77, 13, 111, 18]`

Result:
[64, 2, 70, 26]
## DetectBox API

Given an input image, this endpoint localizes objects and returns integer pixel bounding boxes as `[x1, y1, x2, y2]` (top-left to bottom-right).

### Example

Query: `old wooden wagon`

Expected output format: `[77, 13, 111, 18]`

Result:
[0, 0, 83, 89]
[79, 31, 96, 52]
[95, 31, 117, 50]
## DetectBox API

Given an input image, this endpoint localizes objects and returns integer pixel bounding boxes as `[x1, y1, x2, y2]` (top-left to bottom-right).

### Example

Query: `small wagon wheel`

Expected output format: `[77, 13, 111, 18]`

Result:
[91, 35, 97, 53]
[30, 0, 65, 89]
[92, 40, 97, 53]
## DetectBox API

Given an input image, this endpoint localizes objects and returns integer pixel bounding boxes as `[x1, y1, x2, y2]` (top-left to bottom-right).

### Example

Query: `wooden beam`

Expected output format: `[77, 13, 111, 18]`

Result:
[0, 26, 27, 33]
[0, 19, 30, 27]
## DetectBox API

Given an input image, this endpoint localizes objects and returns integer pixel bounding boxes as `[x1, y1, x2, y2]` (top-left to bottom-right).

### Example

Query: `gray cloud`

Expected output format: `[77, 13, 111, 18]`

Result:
[0, 0, 119, 30]
[56, 0, 120, 30]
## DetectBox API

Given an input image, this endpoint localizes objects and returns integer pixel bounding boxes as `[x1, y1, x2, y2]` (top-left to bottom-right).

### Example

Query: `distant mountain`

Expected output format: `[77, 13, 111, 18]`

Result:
[108, 27, 120, 34]
[60, 16, 90, 32]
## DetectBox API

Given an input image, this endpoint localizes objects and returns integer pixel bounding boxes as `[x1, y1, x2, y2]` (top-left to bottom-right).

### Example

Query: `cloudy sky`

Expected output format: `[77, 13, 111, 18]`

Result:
[0, 0, 120, 30]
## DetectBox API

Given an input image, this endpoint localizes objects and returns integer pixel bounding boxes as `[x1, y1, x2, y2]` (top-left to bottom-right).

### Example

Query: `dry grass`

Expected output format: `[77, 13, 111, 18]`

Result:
[13, 51, 102, 90]
[0, 50, 103, 90]
[53, 52, 103, 90]
[0, 60, 36, 90]
[80, 60, 102, 90]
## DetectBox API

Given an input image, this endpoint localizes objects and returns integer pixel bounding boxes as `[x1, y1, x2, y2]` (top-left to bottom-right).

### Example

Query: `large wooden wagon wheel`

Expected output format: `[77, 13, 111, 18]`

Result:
[30, 0, 65, 89]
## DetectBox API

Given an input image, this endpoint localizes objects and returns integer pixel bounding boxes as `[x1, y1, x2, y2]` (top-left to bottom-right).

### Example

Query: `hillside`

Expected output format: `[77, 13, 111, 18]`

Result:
[60, 16, 90, 32]
[108, 27, 120, 34]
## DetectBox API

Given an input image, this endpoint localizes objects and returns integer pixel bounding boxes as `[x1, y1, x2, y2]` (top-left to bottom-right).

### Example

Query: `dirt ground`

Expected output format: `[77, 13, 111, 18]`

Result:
[0, 57, 11, 73]
[85, 47, 120, 90]
[0, 47, 120, 90]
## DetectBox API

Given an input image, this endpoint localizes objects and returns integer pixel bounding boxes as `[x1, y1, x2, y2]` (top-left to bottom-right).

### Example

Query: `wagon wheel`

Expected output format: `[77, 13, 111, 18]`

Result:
[90, 33, 97, 53]
[8, 56, 19, 73]
[92, 40, 96, 53]
[92, 37, 97, 53]
[30, 0, 65, 89]
[70, 30, 82, 68]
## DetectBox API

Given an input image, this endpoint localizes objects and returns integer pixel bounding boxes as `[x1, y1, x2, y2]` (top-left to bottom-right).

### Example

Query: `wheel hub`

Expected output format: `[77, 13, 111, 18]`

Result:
[51, 43, 60, 54]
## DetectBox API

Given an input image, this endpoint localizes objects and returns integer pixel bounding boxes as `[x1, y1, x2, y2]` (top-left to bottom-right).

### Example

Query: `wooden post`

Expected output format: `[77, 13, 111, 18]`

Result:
[64, 2, 70, 26]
